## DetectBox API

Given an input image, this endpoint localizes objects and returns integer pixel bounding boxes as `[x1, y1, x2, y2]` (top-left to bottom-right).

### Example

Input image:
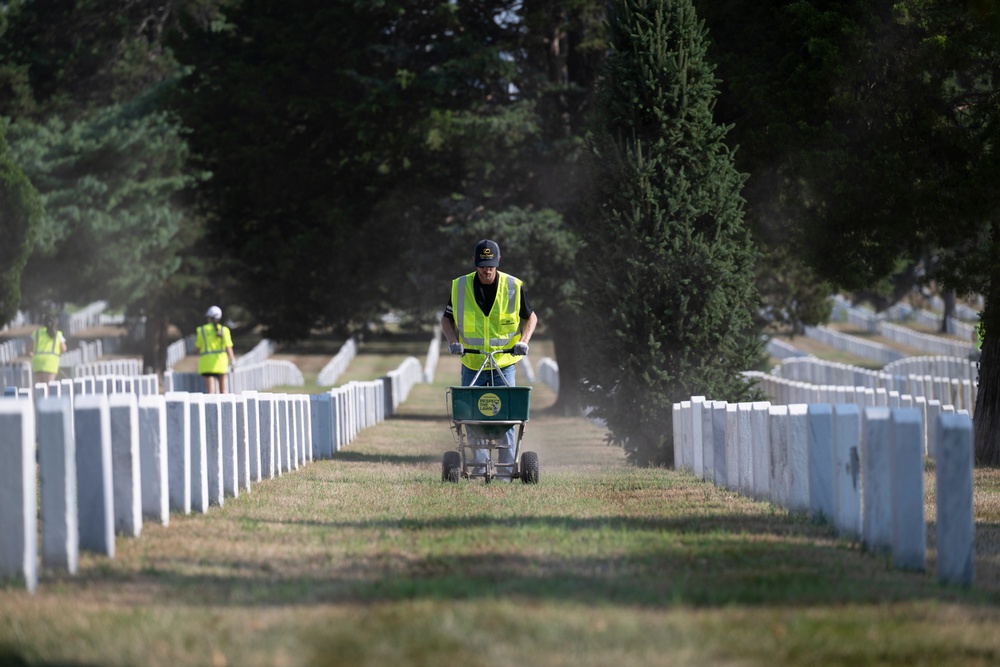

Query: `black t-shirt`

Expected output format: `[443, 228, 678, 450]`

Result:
[444, 274, 533, 321]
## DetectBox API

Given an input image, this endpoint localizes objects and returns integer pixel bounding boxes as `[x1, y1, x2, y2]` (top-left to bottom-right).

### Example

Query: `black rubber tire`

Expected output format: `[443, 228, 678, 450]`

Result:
[520, 451, 539, 484]
[442, 451, 461, 483]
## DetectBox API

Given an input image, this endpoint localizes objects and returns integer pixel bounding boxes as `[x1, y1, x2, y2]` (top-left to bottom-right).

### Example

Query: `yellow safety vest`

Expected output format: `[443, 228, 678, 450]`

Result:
[196, 323, 232, 374]
[452, 271, 523, 371]
[31, 328, 63, 375]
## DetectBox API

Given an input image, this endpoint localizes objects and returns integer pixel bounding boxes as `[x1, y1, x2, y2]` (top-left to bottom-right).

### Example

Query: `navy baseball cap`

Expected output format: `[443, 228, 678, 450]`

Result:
[475, 239, 500, 267]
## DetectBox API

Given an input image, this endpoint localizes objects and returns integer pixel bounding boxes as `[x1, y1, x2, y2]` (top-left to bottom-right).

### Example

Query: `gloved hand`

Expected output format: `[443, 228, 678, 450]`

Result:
[512, 342, 529, 356]
[448, 342, 464, 355]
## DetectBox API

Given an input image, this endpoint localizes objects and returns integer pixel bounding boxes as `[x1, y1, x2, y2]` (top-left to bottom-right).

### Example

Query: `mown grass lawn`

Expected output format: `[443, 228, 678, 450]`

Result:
[2, 346, 1000, 666]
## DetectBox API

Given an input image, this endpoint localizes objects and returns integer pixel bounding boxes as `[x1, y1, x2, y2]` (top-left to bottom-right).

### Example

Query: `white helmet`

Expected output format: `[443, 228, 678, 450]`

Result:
[205, 305, 222, 319]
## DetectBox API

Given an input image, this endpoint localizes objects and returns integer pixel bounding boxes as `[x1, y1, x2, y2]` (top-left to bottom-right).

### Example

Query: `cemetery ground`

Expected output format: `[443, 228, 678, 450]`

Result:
[3, 339, 1000, 665]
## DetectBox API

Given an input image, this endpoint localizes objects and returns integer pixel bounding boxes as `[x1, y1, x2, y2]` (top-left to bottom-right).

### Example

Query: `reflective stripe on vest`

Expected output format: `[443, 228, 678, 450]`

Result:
[198, 325, 227, 356]
[452, 271, 522, 369]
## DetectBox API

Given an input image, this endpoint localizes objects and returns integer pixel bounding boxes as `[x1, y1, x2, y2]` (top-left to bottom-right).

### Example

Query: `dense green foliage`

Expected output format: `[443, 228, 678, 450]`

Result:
[0, 124, 42, 325]
[695, 0, 1000, 462]
[0, 0, 226, 370]
[0, 0, 218, 119]
[6, 102, 201, 310]
[170, 1, 527, 340]
[578, 0, 763, 466]
[698, 1, 1000, 294]
[5, 100, 215, 371]
[169, 0, 606, 413]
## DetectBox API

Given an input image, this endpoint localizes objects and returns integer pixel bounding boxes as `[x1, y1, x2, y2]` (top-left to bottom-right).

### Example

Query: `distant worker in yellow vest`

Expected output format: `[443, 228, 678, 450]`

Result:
[196, 305, 236, 394]
[441, 239, 538, 466]
[27, 314, 67, 384]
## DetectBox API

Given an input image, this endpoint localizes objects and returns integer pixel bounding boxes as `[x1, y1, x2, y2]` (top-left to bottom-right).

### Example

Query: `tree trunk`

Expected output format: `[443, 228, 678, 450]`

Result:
[975, 284, 1000, 465]
[141, 306, 170, 378]
[941, 290, 955, 334]
[549, 311, 584, 416]
[974, 337, 1000, 465]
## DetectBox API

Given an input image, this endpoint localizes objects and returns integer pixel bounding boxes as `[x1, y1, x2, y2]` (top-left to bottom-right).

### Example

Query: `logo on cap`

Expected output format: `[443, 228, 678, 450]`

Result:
[475, 239, 500, 266]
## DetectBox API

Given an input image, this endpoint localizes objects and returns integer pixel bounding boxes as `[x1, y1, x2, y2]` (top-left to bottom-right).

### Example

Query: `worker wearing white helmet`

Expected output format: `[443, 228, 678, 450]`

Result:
[195, 305, 236, 393]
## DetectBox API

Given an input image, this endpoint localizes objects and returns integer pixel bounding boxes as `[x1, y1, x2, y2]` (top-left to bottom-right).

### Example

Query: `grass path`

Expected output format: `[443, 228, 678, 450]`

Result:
[2, 351, 1000, 666]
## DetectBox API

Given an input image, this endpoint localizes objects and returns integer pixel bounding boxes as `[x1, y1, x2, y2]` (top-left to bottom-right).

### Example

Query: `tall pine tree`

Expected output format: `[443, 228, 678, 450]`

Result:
[579, 0, 762, 466]
[0, 123, 42, 325]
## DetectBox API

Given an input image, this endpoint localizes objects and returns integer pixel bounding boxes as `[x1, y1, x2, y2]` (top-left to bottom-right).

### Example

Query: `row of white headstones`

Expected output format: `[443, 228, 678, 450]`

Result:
[0, 356, 424, 592]
[673, 397, 974, 587]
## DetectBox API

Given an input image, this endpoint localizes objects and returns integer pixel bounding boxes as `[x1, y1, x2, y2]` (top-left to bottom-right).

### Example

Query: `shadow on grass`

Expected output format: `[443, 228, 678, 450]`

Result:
[56, 513, 1000, 612]
[274, 330, 432, 357]
[356, 343, 431, 356]
[386, 413, 452, 423]
[923, 519, 1000, 589]
[255, 511, 826, 537]
[331, 450, 441, 465]
[966, 520, 1000, 589]
[0, 646, 99, 667]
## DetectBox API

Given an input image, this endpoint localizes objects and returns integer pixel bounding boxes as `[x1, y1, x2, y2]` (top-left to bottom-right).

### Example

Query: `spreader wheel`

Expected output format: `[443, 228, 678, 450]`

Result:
[520, 451, 539, 484]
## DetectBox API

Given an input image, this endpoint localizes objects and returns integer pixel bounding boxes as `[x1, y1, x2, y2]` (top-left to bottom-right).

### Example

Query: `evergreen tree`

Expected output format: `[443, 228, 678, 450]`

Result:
[0, 0, 226, 368]
[694, 0, 1000, 464]
[579, 0, 762, 466]
[0, 123, 42, 325]
[0, 0, 224, 120]
[170, 0, 530, 341]
[9, 106, 194, 308]
[6, 100, 207, 371]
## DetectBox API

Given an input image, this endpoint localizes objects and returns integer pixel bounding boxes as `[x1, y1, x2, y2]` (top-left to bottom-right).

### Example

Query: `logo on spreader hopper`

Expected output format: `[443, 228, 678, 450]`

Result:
[478, 393, 501, 416]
